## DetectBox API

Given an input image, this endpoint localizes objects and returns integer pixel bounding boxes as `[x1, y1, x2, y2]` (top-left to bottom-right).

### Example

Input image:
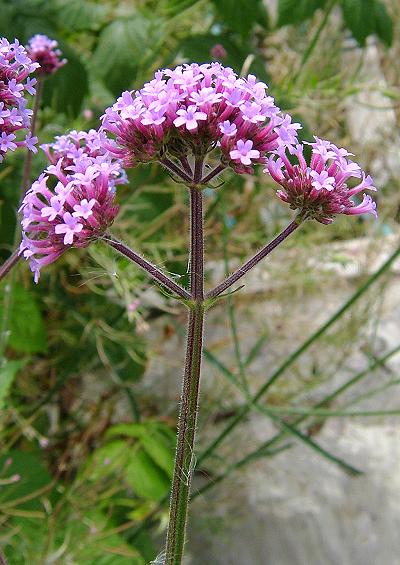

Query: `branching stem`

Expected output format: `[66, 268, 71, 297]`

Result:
[207, 219, 301, 299]
[103, 234, 190, 300]
[0, 251, 21, 283]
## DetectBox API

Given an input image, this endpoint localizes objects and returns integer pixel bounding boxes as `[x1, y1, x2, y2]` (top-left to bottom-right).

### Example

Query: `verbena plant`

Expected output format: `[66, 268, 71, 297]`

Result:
[0, 32, 392, 565]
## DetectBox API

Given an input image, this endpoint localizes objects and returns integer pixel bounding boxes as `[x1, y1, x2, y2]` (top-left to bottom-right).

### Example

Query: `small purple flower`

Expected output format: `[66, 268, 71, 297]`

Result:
[41, 196, 63, 221]
[310, 170, 335, 191]
[73, 198, 96, 219]
[219, 121, 237, 137]
[54, 212, 83, 245]
[25, 132, 38, 153]
[264, 139, 377, 224]
[173, 105, 207, 131]
[230, 139, 260, 166]
[0, 132, 17, 152]
[0, 37, 39, 162]
[26, 35, 66, 76]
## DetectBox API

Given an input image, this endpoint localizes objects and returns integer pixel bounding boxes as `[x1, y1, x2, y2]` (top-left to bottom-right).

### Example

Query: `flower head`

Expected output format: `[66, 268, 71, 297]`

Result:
[0, 37, 39, 162]
[264, 138, 377, 224]
[26, 35, 66, 75]
[20, 129, 126, 282]
[101, 62, 299, 174]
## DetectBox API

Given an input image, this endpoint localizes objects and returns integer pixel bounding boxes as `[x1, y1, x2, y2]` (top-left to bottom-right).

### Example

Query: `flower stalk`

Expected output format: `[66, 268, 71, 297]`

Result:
[165, 185, 204, 565]
[102, 234, 190, 301]
[0, 250, 21, 282]
[207, 218, 302, 299]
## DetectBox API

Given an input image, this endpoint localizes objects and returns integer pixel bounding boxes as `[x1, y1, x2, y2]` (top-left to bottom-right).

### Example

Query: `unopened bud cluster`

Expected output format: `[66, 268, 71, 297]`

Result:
[26, 35, 66, 76]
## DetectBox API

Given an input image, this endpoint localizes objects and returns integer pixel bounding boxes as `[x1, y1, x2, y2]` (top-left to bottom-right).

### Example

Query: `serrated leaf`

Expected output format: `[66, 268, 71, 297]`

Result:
[373, 0, 393, 46]
[340, 0, 376, 46]
[0, 360, 25, 409]
[277, 0, 326, 27]
[52, 0, 109, 31]
[91, 16, 164, 95]
[0, 284, 47, 354]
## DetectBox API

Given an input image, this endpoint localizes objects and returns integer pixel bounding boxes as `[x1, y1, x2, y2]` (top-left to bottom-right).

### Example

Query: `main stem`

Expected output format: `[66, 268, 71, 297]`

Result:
[165, 186, 204, 565]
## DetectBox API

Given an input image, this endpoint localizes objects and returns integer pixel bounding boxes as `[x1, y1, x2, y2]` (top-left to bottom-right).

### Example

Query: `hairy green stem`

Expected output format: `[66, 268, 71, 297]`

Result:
[165, 185, 204, 564]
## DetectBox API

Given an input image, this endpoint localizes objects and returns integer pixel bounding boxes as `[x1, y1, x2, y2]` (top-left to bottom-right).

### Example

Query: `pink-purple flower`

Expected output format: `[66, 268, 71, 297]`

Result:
[230, 139, 260, 166]
[26, 35, 66, 76]
[19, 129, 127, 282]
[264, 138, 377, 224]
[0, 38, 39, 162]
[101, 62, 300, 174]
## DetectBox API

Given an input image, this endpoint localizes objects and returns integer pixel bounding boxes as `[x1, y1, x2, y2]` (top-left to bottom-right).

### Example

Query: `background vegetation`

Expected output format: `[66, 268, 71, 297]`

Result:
[0, 0, 399, 563]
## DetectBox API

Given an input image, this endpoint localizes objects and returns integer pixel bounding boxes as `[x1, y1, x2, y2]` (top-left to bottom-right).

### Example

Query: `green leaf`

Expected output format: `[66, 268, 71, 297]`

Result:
[373, 0, 393, 46]
[125, 448, 170, 501]
[91, 15, 164, 95]
[164, 0, 202, 17]
[107, 423, 175, 476]
[340, 0, 376, 46]
[0, 450, 54, 510]
[88, 427, 172, 501]
[0, 360, 25, 409]
[87, 440, 129, 481]
[277, 0, 327, 27]
[52, 0, 109, 31]
[107, 423, 175, 477]
[42, 43, 89, 117]
[212, 0, 269, 35]
[0, 285, 47, 354]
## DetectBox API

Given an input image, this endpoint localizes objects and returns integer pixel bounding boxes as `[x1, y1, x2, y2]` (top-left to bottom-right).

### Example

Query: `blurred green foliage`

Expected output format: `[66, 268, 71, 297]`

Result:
[0, 0, 398, 562]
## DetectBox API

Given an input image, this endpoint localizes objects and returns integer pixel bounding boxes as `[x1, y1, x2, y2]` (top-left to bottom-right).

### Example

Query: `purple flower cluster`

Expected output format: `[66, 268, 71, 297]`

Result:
[26, 35, 66, 76]
[265, 138, 377, 224]
[16, 61, 378, 282]
[0, 38, 39, 163]
[20, 129, 126, 282]
[101, 62, 300, 174]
